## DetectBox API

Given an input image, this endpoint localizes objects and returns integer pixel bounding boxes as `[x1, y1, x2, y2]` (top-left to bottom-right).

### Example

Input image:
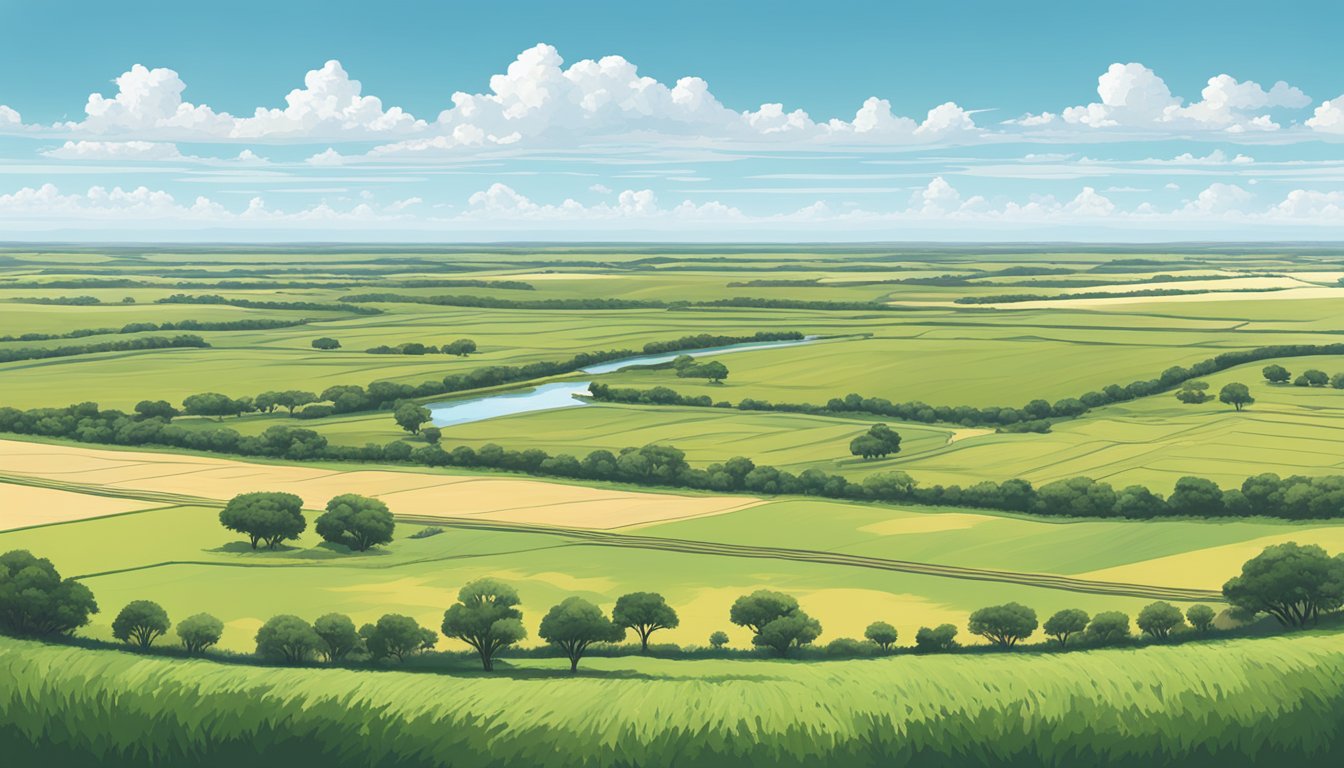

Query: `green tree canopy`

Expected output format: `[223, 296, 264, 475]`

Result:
[538, 597, 625, 672]
[708, 630, 729, 649]
[1218, 382, 1255, 411]
[111, 600, 170, 648]
[176, 612, 224, 653]
[1136, 601, 1186, 640]
[255, 615, 321, 663]
[1222, 542, 1344, 626]
[914, 624, 958, 652]
[968, 603, 1038, 648]
[1262, 364, 1291, 384]
[864, 621, 899, 650]
[1085, 611, 1131, 645]
[729, 590, 799, 634]
[218, 491, 306, 549]
[315, 494, 395, 551]
[311, 337, 341, 350]
[182, 392, 243, 421]
[754, 612, 822, 655]
[0, 549, 98, 638]
[360, 614, 437, 662]
[1042, 608, 1089, 647]
[313, 613, 362, 662]
[444, 338, 477, 356]
[612, 592, 679, 653]
[393, 402, 432, 435]
[441, 578, 526, 671]
[1186, 604, 1217, 633]
[133, 399, 179, 421]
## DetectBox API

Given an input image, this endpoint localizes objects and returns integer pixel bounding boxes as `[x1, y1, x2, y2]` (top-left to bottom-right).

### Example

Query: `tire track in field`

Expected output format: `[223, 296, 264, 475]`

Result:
[397, 516, 1224, 602]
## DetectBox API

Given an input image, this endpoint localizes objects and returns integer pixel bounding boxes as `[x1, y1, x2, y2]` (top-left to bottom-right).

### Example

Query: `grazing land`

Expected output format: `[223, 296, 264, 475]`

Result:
[4, 245, 1344, 764]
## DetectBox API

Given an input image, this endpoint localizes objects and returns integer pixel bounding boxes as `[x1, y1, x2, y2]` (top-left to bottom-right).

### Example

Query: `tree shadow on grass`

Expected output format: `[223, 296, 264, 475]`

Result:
[208, 541, 305, 555]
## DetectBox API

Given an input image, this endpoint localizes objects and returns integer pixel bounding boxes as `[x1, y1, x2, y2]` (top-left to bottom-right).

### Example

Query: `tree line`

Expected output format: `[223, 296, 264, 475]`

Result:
[593, 343, 1344, 429]
[4, 542, 1337, 671]
[0, 334, 209, 364]
[366, 339, 477, 356]
[956, 288, 1286, 304]
[155, 294, 383, 315]
[4, 399, 1344, 520]
[0, 317, 308, 343]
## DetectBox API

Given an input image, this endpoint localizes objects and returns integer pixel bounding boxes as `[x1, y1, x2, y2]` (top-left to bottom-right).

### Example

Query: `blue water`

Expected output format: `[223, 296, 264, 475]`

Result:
[427, 336, 819, 427]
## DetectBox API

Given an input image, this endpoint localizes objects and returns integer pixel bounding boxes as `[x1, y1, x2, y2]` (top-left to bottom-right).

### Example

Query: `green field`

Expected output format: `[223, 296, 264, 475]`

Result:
[4, 630, 1343, 767]
[4, 245, 1344, 764]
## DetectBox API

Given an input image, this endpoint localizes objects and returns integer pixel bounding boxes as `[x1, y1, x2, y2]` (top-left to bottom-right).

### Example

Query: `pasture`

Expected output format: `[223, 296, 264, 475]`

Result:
[4, 245, 1344, 763]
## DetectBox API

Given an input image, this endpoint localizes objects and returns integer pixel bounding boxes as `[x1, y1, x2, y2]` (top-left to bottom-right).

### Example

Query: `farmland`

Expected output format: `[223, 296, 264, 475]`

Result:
[4, 245, 1344, 764]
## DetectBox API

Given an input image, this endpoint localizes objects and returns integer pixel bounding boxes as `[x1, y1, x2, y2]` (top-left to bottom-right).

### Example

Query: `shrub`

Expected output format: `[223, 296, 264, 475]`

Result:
[0, 550, 98, 638]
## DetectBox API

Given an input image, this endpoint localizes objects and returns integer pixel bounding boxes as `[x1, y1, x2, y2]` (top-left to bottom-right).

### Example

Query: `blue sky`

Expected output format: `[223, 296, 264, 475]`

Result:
[1, 0, 1342, 240]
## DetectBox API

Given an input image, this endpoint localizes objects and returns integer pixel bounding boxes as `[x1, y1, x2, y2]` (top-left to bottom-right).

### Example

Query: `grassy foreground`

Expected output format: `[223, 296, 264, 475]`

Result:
[3, 632, 1343, 767]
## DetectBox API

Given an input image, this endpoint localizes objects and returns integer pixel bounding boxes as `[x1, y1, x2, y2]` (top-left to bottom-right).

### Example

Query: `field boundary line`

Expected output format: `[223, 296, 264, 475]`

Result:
[399, 516, 1224, 602]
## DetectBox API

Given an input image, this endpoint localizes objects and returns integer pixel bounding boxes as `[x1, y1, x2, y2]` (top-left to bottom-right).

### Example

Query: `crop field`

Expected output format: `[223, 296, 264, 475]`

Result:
[5, 245, 1344, 764]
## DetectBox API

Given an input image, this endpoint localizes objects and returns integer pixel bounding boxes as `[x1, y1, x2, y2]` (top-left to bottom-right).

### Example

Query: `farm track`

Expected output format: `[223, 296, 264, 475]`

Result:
[400, 515, 1224, 602]
[1, 469, 1223, 601]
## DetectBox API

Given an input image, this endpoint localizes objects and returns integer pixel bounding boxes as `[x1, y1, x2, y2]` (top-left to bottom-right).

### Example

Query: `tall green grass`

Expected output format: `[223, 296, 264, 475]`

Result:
[3, 631, 1342, 767]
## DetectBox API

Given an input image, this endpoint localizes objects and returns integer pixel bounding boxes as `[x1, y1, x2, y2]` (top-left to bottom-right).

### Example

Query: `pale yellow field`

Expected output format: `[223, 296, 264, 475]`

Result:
[0, 440, 762, 529]
[0, 482, 162, 531]
[1077, 528, 1344, 589]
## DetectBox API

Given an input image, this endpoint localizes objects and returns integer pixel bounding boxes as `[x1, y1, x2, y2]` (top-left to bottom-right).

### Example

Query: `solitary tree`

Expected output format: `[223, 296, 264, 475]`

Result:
[1136, 601, 1186, 640]
[1222, 542, 1344, 626]
[176, 613, 224, 653]
[612, 592, 680, 653]
[360, 614, 437, 662]
[538, 597, 625, 672]
[1262, 364, 1291, 384]
[421, 426, 442, 445]
[444, 338, 477, 356]
[968, 603, 1038, 648]
[676, 359, 729, 383]
[850, 423, 902, 459]
[255, 615, 322, 662]
[864, 621, 899, 651]
[1084, 611, 1131, 645]
[0, 549, 98, 638]
[1042, 608, 1090, 648]
[394, 402, 432, 435]
[1186, 604, 1217, 633]
[1218, 382, 1255, 411]
[312, 337, 341, 350]
[914, 624, 958, 652]
[111, 600, 170, 648]
[219, 492, 306, 549]
[313, 613, 362, 662]
[441, 578, 526, 671]
[708, 630, 730, 649]
[315, 494, 395, 551]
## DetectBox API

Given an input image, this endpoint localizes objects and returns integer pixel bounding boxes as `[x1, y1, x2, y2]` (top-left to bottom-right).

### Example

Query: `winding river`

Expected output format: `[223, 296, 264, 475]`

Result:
[427, 336, 820, 427]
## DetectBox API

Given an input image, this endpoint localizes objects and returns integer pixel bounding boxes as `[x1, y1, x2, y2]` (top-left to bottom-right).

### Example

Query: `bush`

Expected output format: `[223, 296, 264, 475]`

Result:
[914, 624, 958, 652]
